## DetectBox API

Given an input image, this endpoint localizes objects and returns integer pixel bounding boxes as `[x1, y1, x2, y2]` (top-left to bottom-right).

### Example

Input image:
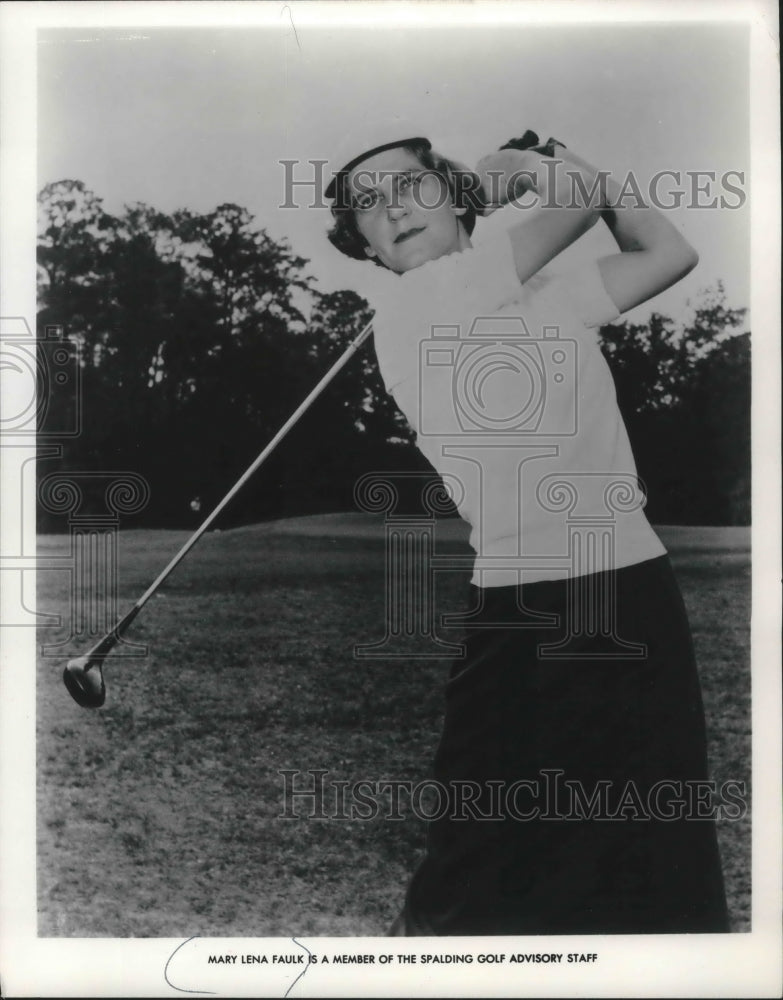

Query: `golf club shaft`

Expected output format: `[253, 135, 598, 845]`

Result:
[80, 319, 374, 663]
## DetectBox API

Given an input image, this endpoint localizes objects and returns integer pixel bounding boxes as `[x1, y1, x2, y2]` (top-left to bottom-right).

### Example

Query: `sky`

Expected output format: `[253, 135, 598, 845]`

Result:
[36, 17, 751, 326]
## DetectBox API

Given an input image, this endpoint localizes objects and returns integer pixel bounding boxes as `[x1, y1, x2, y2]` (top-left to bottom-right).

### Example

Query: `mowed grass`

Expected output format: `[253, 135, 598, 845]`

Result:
[36, 516, 751, 936]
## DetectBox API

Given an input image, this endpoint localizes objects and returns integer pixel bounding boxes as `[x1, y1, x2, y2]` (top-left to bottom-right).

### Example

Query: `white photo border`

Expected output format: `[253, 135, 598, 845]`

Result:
[1, 1, 780, 997]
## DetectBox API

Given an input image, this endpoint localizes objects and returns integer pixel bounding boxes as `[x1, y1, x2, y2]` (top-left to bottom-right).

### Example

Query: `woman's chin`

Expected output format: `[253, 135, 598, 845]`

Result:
[393, 242, 457, 274]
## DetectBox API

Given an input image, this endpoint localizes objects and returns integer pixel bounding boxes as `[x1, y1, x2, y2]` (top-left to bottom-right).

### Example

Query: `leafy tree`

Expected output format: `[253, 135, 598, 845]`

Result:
[37, 180, 114, 295]
[36, 180, 750, 529]
[598, 285, 749, 524]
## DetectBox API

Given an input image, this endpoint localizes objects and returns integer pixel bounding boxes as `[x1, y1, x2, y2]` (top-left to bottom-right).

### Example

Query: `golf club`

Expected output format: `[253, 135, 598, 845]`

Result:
[63, 318, 374, 708]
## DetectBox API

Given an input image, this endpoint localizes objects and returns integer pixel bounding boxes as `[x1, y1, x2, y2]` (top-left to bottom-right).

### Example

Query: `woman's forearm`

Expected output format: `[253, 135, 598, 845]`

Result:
[478, 145, 699, 312]
[556, 148, 697, 264]
[560, 150, 699, 311]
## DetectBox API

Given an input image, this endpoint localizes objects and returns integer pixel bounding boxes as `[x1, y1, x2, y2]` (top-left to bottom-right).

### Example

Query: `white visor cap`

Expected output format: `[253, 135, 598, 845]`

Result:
[324, 117, 433, 201]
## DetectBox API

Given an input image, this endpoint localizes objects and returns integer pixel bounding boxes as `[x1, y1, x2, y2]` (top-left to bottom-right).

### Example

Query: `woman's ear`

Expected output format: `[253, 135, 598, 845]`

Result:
[363, 245, 377, 258]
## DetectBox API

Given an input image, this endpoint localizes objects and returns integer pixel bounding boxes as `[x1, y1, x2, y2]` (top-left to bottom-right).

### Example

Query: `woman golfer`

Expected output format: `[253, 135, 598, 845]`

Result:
[324, 125, 729, 935]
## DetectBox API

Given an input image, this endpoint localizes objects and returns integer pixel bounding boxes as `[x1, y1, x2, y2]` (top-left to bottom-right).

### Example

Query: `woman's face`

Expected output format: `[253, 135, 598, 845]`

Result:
[348, 147, 470, 273]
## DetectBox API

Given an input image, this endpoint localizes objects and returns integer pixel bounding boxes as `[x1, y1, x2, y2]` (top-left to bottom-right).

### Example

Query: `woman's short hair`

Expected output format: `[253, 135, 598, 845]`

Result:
[327, 141, 484, 266]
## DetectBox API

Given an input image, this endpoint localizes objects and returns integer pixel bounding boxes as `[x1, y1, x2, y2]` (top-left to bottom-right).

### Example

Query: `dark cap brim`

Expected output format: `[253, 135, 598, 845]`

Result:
[325, 136, 432, 201]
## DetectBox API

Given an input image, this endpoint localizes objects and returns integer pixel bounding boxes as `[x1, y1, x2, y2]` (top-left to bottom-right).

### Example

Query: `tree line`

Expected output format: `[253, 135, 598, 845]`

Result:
[37, 180, 749, 531]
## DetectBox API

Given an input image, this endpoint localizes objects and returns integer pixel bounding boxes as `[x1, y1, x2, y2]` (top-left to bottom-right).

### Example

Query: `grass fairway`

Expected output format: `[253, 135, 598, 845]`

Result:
[37, 515, 750, 936]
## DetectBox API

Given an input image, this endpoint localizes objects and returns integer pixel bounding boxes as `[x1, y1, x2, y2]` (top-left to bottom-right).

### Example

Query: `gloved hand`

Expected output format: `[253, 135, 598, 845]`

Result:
[475, 130, 567, 214]
[498, 129, 566, 158]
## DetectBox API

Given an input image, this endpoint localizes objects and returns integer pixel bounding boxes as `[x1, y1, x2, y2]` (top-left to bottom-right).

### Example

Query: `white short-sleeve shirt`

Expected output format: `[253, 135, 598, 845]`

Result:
[358, 228, 666, 587]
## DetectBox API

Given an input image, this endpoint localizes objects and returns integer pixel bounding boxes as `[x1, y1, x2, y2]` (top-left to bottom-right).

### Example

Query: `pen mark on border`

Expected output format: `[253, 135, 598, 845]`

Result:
[281, 6, 302, 51]
[164, 937, 217, 995]
[284, 938, 312, 998]
[163, 934, 313, 996]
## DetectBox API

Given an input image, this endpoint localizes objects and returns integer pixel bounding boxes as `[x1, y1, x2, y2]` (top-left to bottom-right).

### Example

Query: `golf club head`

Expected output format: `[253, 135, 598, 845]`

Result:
[63, 655, 106, 709]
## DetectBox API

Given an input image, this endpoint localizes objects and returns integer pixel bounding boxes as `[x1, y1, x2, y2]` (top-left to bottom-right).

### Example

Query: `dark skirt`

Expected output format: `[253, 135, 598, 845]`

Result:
[395, 555, 730, 935]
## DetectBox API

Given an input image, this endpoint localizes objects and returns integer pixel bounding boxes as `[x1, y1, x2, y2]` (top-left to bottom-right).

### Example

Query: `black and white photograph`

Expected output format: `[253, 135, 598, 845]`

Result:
[0, 1, 780, 996]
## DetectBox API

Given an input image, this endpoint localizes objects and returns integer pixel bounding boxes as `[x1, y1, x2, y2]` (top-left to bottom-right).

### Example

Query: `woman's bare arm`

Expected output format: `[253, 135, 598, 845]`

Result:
[559, 148, 699, 313]
[475, 147, 699, 313]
